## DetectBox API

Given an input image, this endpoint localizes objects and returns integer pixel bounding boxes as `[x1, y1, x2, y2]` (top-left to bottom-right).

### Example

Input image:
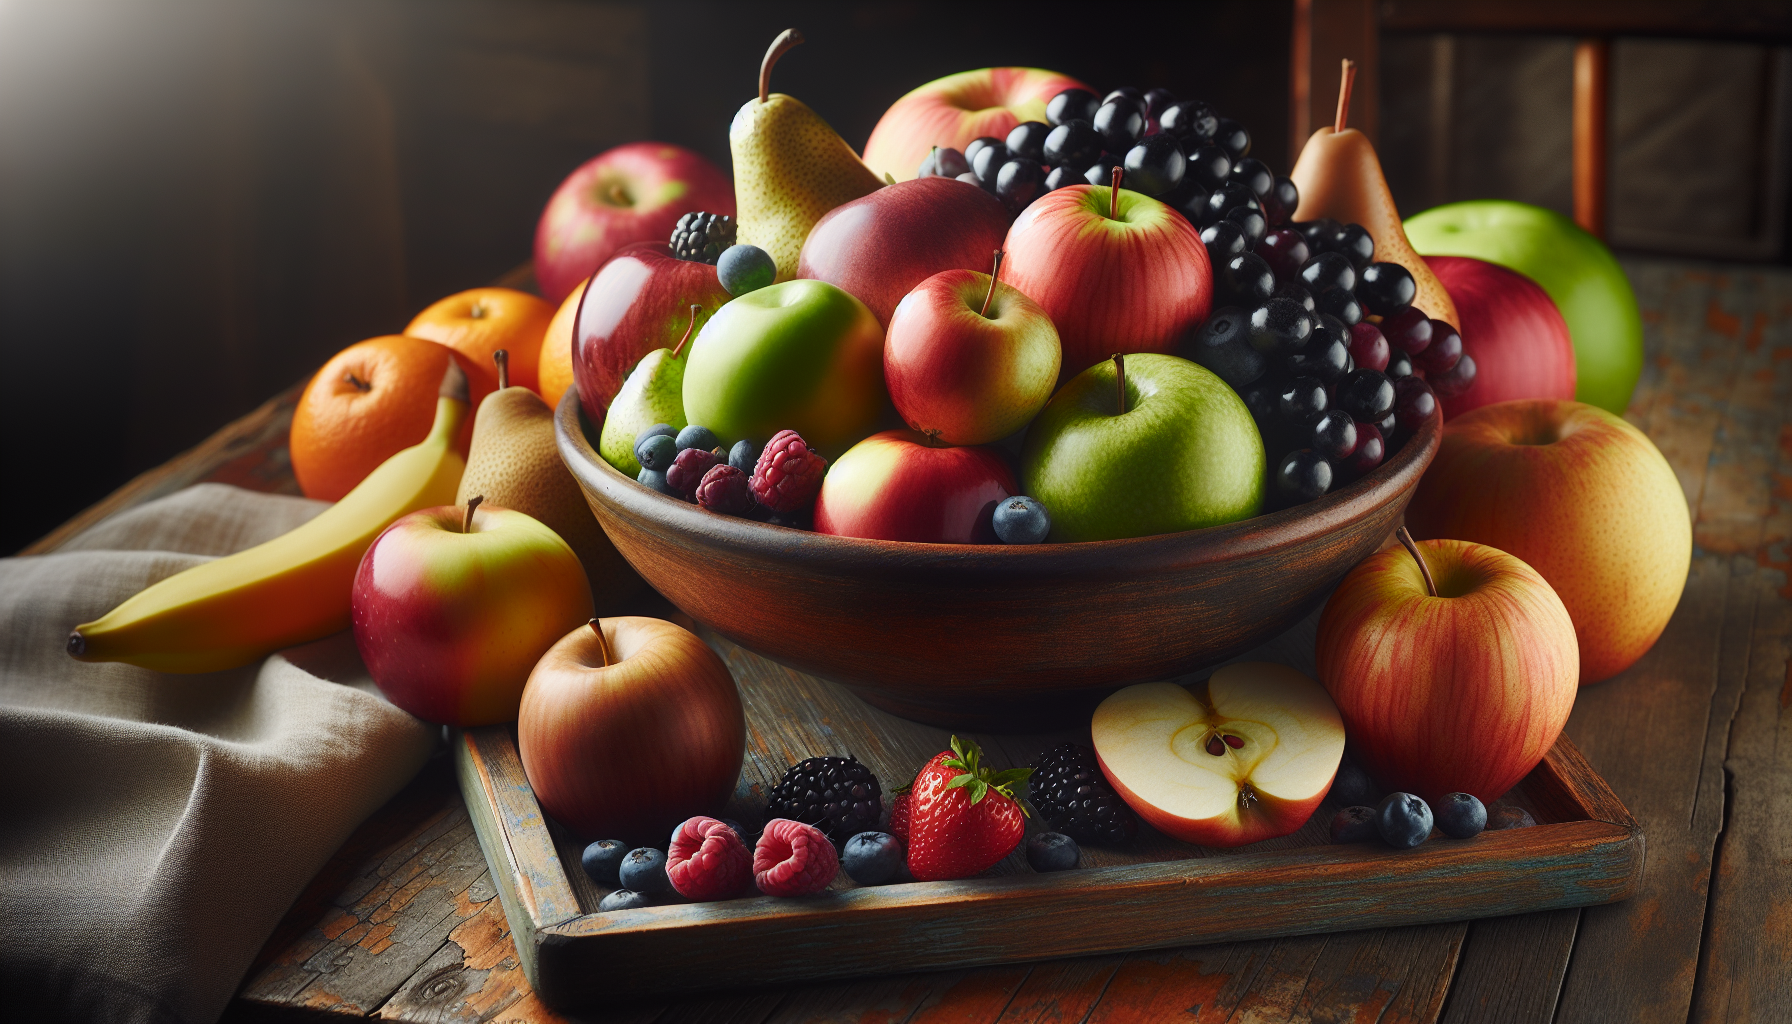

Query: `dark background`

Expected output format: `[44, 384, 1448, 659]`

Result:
[1, 1, 1787, 552]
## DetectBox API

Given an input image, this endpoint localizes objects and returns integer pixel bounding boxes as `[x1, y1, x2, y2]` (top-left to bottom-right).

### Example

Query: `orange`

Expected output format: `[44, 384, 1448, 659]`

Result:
[291, 336, 459, 501]
[405, 287, 554, 404]
[537, 278, 588, 413]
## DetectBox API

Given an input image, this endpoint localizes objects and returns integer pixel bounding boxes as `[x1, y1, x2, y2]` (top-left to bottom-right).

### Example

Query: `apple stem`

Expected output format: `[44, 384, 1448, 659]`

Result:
[672, 304, 701, 359]
[1113, 354, 1127, 415]
[979, 250, 1005, 318]
[1335, 59, 1357, 133]
[1109, 164, 1123, 220]
[494, 349, 509, 391]
[588, 618, 612, 668]
[343, 371, 372, 393]
[1396, 525, 1439, 598]
[759, 28, 804, 105]
[462, 494, 483, 534]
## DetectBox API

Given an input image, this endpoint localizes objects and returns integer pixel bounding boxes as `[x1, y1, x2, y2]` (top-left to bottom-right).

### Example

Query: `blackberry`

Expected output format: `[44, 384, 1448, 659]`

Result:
[764, 755, 884, 846]
[1028, 743, 1137, 845]
[669, 211, 735, 264]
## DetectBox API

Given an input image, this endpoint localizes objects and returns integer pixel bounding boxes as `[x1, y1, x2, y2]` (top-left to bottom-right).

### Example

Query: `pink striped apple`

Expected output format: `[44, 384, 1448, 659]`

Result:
[352, 500, 594, 725]
[813, 430, 1016, 544]
[862, 67, 1089, 183]
[1316, 535, 1579, 804]
[1003, 184, 1212, 381]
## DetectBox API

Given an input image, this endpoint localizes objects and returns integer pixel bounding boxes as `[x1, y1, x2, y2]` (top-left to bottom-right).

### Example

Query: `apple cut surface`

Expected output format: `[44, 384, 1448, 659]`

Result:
[1092, 664, 1344, 848]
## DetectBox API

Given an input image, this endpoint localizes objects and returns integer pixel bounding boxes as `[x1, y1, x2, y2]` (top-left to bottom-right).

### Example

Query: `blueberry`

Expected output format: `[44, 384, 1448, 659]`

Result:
[1328, 759, 1382, 807]
[636, 433, 678, 472]
[1376, 792, 1434, 849]
[841, 831, 905, 885]
[634, 423, 675, 452]
[618, 848, 670, 894]
[1435, 793, 1488, 839]
[993, 496, 1051, 545]
[581, 839, 629, 886]
[1330, 806, 1378, 844]
[598, 889, 653, 912]
[1183, 307, 1265, 388]
[728, 438, 760, 475]
[1487, 805, 1537, 830]
[717, 244, 776, 297]
[637, 467, 679, 496]
[1027, 832, 1080, 872]
[675, 425, 720, 454]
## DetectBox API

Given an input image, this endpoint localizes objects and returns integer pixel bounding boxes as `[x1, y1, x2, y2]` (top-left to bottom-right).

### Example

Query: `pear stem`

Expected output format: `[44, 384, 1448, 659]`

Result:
[1396, 526, 1438, 597]
[672, 304, 701, 359]
[979, 250, 1005, 318]
[1109, 164, 1123, 220]
[589, 618, 612, 668]
[759, 29, 804, 105]
[462, 495, 484, 535]
[494, 349, 509, 391]
[1336, 58, 1357, 133]
[1113, 354, 1127, 415]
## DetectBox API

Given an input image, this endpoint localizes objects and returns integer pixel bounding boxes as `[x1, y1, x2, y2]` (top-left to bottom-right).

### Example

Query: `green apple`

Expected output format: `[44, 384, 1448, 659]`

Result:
[599, 346, 688, 477]
[1020, 353, 1263, 542]
[1404, 200, 1642, 415]
[682, 279, 886, 455]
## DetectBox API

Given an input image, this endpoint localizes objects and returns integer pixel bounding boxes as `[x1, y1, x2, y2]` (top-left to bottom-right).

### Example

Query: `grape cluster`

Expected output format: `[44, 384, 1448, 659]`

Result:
[1184, 218, 1471, 508]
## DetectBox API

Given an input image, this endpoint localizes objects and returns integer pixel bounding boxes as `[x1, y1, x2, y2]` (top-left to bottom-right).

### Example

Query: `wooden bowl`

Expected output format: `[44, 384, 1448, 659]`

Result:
[557, 391, 1439, 729]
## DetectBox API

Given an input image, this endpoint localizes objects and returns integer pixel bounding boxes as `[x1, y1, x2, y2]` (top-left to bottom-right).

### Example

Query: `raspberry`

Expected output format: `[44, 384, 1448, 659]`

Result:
[666, 446, 720, 499]
[695, 464, 752, 515]
[750, 429, 827, 513]
[666, 816, 752, 901]
[753, 818, 837, 896]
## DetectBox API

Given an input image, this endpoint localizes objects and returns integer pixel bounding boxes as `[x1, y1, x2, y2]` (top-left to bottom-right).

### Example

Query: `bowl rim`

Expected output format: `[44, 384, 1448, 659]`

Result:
[556, 388, 1440, 572]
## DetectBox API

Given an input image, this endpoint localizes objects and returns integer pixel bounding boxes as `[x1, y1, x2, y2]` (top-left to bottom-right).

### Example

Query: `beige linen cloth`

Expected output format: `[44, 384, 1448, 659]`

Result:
[0, 483, 437, 1023]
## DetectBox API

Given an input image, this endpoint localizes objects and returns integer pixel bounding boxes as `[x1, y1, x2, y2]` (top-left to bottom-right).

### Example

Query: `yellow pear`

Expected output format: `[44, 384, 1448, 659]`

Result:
[1290, 127, 1459, 329]
[456, 351, 642, 613]
[731, 29, 885, 282]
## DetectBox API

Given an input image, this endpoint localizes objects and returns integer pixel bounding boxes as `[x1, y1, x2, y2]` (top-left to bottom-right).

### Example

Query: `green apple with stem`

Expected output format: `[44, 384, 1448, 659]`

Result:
[682, 279, 886, 456]
[599, 304, 701, 476]
[1020, 352, 1263, 542]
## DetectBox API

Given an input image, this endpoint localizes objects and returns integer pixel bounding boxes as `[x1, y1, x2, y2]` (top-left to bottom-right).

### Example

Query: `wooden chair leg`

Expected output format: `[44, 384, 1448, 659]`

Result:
[1573, 38, 1609, 238]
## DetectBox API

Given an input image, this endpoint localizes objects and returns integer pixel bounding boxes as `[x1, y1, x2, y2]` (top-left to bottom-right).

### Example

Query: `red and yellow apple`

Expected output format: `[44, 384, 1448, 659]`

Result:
[351, 501, 594, 726]
[862, 67, 1089, 183]
[813, 430, 1017, 544]
[1406, 399, 1691, 683]
[1092, 663, 1345, 848]
[1316, 537, 1579, 803]
[534, 141, 734, 304]
[1003, 185, 1212, 380]
[796, 176, 1012, 327]
[884, 268, 1060, 446]
[519, 617, 745, 844]
[1425, 255, 1576, 419]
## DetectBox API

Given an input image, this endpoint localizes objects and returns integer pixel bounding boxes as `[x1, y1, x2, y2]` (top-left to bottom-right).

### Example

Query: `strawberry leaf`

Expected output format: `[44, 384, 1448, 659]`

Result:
[966, 779, 989, 804]
[946, 773, 976, 790]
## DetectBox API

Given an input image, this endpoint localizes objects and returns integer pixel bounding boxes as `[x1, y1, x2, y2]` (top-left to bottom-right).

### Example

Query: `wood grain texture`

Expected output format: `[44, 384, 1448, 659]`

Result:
[1438, 909, 1579, 1024]
[558, 387, 1442, 728]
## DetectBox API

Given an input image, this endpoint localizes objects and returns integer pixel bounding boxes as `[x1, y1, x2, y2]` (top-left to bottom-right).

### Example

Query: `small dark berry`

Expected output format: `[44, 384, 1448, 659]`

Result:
[1330, 805, 1378, 844]
[1487, 805, 1538, 830]
[1027, 832, 1080, 872]
[1376, 793, 1433, 849]
[1435, 793, 1488, 839]
[618, 848, 670, 894]
[581, 839, 629, 886]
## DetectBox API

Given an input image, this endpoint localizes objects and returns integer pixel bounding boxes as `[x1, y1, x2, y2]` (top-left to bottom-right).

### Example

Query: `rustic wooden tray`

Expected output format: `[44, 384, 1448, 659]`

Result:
[454, 631, 1641, 1012]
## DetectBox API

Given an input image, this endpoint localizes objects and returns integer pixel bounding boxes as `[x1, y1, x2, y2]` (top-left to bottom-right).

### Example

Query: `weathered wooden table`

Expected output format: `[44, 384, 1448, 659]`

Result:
[30, 259, 1788, 1023]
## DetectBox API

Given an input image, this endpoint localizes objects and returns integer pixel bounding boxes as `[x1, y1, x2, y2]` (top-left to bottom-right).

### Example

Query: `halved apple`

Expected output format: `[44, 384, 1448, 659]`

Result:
[1092, 663, 1345, 848]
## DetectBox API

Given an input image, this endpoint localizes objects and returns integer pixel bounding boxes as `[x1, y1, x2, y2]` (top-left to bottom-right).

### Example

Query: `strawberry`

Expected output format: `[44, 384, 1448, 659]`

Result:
[887, 754, 944, 844]
[906, 737, 1033, 882]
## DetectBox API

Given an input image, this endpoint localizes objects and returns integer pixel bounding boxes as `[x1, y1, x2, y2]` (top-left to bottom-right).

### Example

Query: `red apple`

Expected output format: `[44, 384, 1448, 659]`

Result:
[862, 67, 1090, 183]
[884, 268, 1060, 446]
[1316, 536, 1579, 804]
[1092, 663, 1345, 848]
[571, 242, 732, 428]
[796, 176, 1012, 327]
[352, 500, 594, 726]
[1003, 185, 1212, 380]
[519, 617, 745, 843]
[813, 430, 1017, 543]
[1426, 255, 1576, 418]
[1406, 399, 1691, 684]
[533, 142, 735, 305]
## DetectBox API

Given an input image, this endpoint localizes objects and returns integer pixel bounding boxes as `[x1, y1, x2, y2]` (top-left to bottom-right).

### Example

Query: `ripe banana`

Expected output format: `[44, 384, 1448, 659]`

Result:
[68, 362, 471, 673]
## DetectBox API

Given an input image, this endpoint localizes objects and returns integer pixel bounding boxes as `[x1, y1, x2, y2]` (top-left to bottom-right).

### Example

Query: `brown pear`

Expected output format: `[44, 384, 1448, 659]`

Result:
[1289, 127, 1459, 328]
[456, 351, 643, 613]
